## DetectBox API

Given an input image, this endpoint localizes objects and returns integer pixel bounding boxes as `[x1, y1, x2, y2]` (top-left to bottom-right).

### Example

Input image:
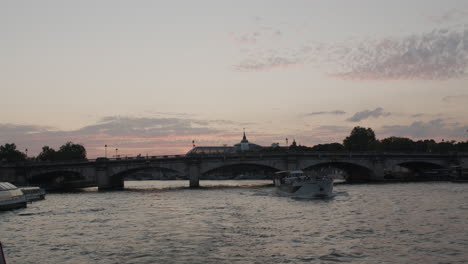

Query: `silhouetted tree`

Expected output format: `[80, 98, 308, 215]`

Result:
[56, 142, 87, 160]
[36, 142, 87, 161]
[378, 137, 415, 152]
[36, 146, 57, 161]
[455, 141, 468, 151]
[0, 143, 27, 162]
[434, 140, 456, 153]
[343, 127, 377, 151]
[310, 143, 345, 151]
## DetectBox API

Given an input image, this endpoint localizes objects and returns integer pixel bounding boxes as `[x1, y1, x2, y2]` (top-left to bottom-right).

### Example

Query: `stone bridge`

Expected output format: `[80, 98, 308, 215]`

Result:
[0, 152, 466, 190]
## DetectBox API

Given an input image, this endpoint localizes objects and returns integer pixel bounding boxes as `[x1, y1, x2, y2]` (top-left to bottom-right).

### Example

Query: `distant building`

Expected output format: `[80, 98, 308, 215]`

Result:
[233, 131, 262, 152]
[187, 131, 263, 155]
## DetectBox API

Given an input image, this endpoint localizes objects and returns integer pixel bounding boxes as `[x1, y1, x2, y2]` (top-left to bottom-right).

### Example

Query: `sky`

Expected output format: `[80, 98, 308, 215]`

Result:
[1, 0, 468, 158]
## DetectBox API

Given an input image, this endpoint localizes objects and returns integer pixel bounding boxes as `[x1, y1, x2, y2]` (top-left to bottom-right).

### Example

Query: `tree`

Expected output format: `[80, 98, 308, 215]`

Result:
[343, 126, 377, 151]
[378, 137, 415, 152]
[36, 146, 57, 161]
[310, 143, 344, 151]
[56, 142, 87, 160]
[36, 142, 87, 161]
[0, 143, 27, 162]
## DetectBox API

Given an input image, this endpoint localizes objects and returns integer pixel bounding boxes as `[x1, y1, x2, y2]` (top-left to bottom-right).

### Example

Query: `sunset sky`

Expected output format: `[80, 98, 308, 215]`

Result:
[1, 0, 468, 158]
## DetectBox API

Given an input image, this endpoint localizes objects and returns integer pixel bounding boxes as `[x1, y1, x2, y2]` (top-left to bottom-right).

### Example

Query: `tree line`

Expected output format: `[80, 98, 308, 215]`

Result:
[289, 126, 468, 152]
[0, 142, 86, 162]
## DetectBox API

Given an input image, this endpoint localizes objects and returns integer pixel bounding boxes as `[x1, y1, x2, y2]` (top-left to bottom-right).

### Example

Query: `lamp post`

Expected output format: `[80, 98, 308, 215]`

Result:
[115, 148, 118, 158]
[285, 138, 288, 146]
[105, 145, 107, 158]
[25, 148, 28, 158]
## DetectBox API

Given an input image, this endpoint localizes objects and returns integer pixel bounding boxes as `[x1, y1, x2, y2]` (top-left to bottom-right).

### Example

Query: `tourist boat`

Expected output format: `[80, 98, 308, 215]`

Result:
[0, 182, 27, 211]
[273, 170, 334, 198]
[20, 187, 46, 202]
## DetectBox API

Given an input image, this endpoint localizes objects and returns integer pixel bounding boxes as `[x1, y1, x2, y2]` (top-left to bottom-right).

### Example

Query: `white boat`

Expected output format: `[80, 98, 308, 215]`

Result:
[273, 170, 334, 198]
[0, 182, 27, 211]
[20, 187, 46, 202]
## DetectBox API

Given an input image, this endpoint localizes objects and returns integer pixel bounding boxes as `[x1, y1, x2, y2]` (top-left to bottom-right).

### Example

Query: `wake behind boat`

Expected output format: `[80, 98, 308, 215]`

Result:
[273, 170, 333, 198]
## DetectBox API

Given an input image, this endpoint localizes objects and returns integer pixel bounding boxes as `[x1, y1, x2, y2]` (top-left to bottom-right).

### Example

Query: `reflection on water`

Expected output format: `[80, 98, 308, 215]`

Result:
[1, 181, 467, 264]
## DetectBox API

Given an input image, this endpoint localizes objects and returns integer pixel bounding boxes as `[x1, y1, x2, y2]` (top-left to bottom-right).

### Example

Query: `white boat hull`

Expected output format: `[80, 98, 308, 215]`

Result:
[0, 182, 27, 210]
[276, 179, 333, 198]
[0, 194, 27, 210]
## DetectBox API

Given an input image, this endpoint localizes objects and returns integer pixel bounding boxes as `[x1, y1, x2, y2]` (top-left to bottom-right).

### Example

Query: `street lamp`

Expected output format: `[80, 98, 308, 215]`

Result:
[25, 148, 28, 158]
[115, 148, 118, 158]
[105, 145, 107, 158]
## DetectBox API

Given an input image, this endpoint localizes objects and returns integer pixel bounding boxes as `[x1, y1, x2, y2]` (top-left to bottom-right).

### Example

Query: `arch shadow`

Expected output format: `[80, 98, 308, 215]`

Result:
[391, 161, 447, 181]
[30, 170, 87, 190]
[111, 166, 185, 181]
[304, 162, 373, 182]
[202, 163, 280, 180]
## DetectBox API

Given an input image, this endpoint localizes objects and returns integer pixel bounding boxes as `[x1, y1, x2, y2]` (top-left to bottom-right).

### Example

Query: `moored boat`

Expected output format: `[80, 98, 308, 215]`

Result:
[0, 182, 27, 211]
[273, 170, 333, 198]
[20, 187, 46, 202]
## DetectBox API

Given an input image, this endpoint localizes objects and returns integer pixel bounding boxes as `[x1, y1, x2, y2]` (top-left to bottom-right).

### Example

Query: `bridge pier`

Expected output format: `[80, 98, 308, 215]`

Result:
[188, 160, 201, 188]
[96, 167, 124, 191]
[370, 161, 386, 181]
[370, 166, 385, 181]
[286, 156, 298, 171]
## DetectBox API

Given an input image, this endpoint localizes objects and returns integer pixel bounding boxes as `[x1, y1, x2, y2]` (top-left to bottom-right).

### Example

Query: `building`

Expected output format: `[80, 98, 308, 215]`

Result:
[187, 132, 263, 155]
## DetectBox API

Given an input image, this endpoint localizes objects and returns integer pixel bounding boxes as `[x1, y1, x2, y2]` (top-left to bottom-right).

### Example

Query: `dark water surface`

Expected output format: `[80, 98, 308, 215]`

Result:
[1, 181, 467, 264]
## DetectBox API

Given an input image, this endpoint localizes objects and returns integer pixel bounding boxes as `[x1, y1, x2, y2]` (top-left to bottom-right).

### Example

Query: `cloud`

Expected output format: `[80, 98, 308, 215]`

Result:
[316, 125, 351, 134]
[428, 9, 468, 24]
[75, 116, 223, 138]
[306, 110, 346, 116]
[233, 24, 468, 80]
[230, 32, 259, 44]
[330, 28, 468, 80]
[380, 119, 468, 139]
[0, 124, 52, 138]
[442, 94, 468, 103]
[0, 116, 244, 157]
[233, 56, 302, 71]
[346, 107, 390, 122]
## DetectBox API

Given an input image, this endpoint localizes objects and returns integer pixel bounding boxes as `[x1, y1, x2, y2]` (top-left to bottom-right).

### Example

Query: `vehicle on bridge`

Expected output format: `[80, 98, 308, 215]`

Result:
[0, 182, 27, 211]
[273, 170, 334, 198]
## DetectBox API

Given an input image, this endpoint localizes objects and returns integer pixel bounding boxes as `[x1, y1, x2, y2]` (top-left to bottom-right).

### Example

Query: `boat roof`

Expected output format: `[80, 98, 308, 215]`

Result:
[0, 182, 19, 191]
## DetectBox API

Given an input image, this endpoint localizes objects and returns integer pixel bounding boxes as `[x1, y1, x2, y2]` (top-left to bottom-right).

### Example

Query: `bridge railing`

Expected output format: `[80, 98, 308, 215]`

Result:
[2, 151, 468, 167]
[0, 154, 188, 167]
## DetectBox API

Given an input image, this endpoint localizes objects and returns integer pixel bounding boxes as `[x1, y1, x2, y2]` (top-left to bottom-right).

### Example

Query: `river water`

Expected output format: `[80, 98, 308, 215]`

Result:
[1, 181, 467, 264]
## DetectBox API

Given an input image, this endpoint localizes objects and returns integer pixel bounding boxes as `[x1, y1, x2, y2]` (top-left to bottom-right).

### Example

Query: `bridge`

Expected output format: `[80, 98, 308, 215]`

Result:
[0, 151, 467, 190]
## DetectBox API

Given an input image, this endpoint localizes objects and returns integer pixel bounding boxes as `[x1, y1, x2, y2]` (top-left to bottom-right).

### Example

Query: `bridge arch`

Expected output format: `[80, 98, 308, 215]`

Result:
[107, 166, 185, 188]
[303, 161, 373, 182]
[201, 162, 281, 180]
[29, 170, 86, 190]
[394, 161, 446, 170]
[387, 161, 448, 180]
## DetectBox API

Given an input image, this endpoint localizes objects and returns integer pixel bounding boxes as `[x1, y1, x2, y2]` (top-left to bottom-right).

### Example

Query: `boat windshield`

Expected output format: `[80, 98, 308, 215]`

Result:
[0, 182, 18, 191]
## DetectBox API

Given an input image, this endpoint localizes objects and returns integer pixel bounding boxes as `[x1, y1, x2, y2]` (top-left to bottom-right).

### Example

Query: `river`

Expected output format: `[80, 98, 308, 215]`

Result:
[1, 181, 467, 264]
